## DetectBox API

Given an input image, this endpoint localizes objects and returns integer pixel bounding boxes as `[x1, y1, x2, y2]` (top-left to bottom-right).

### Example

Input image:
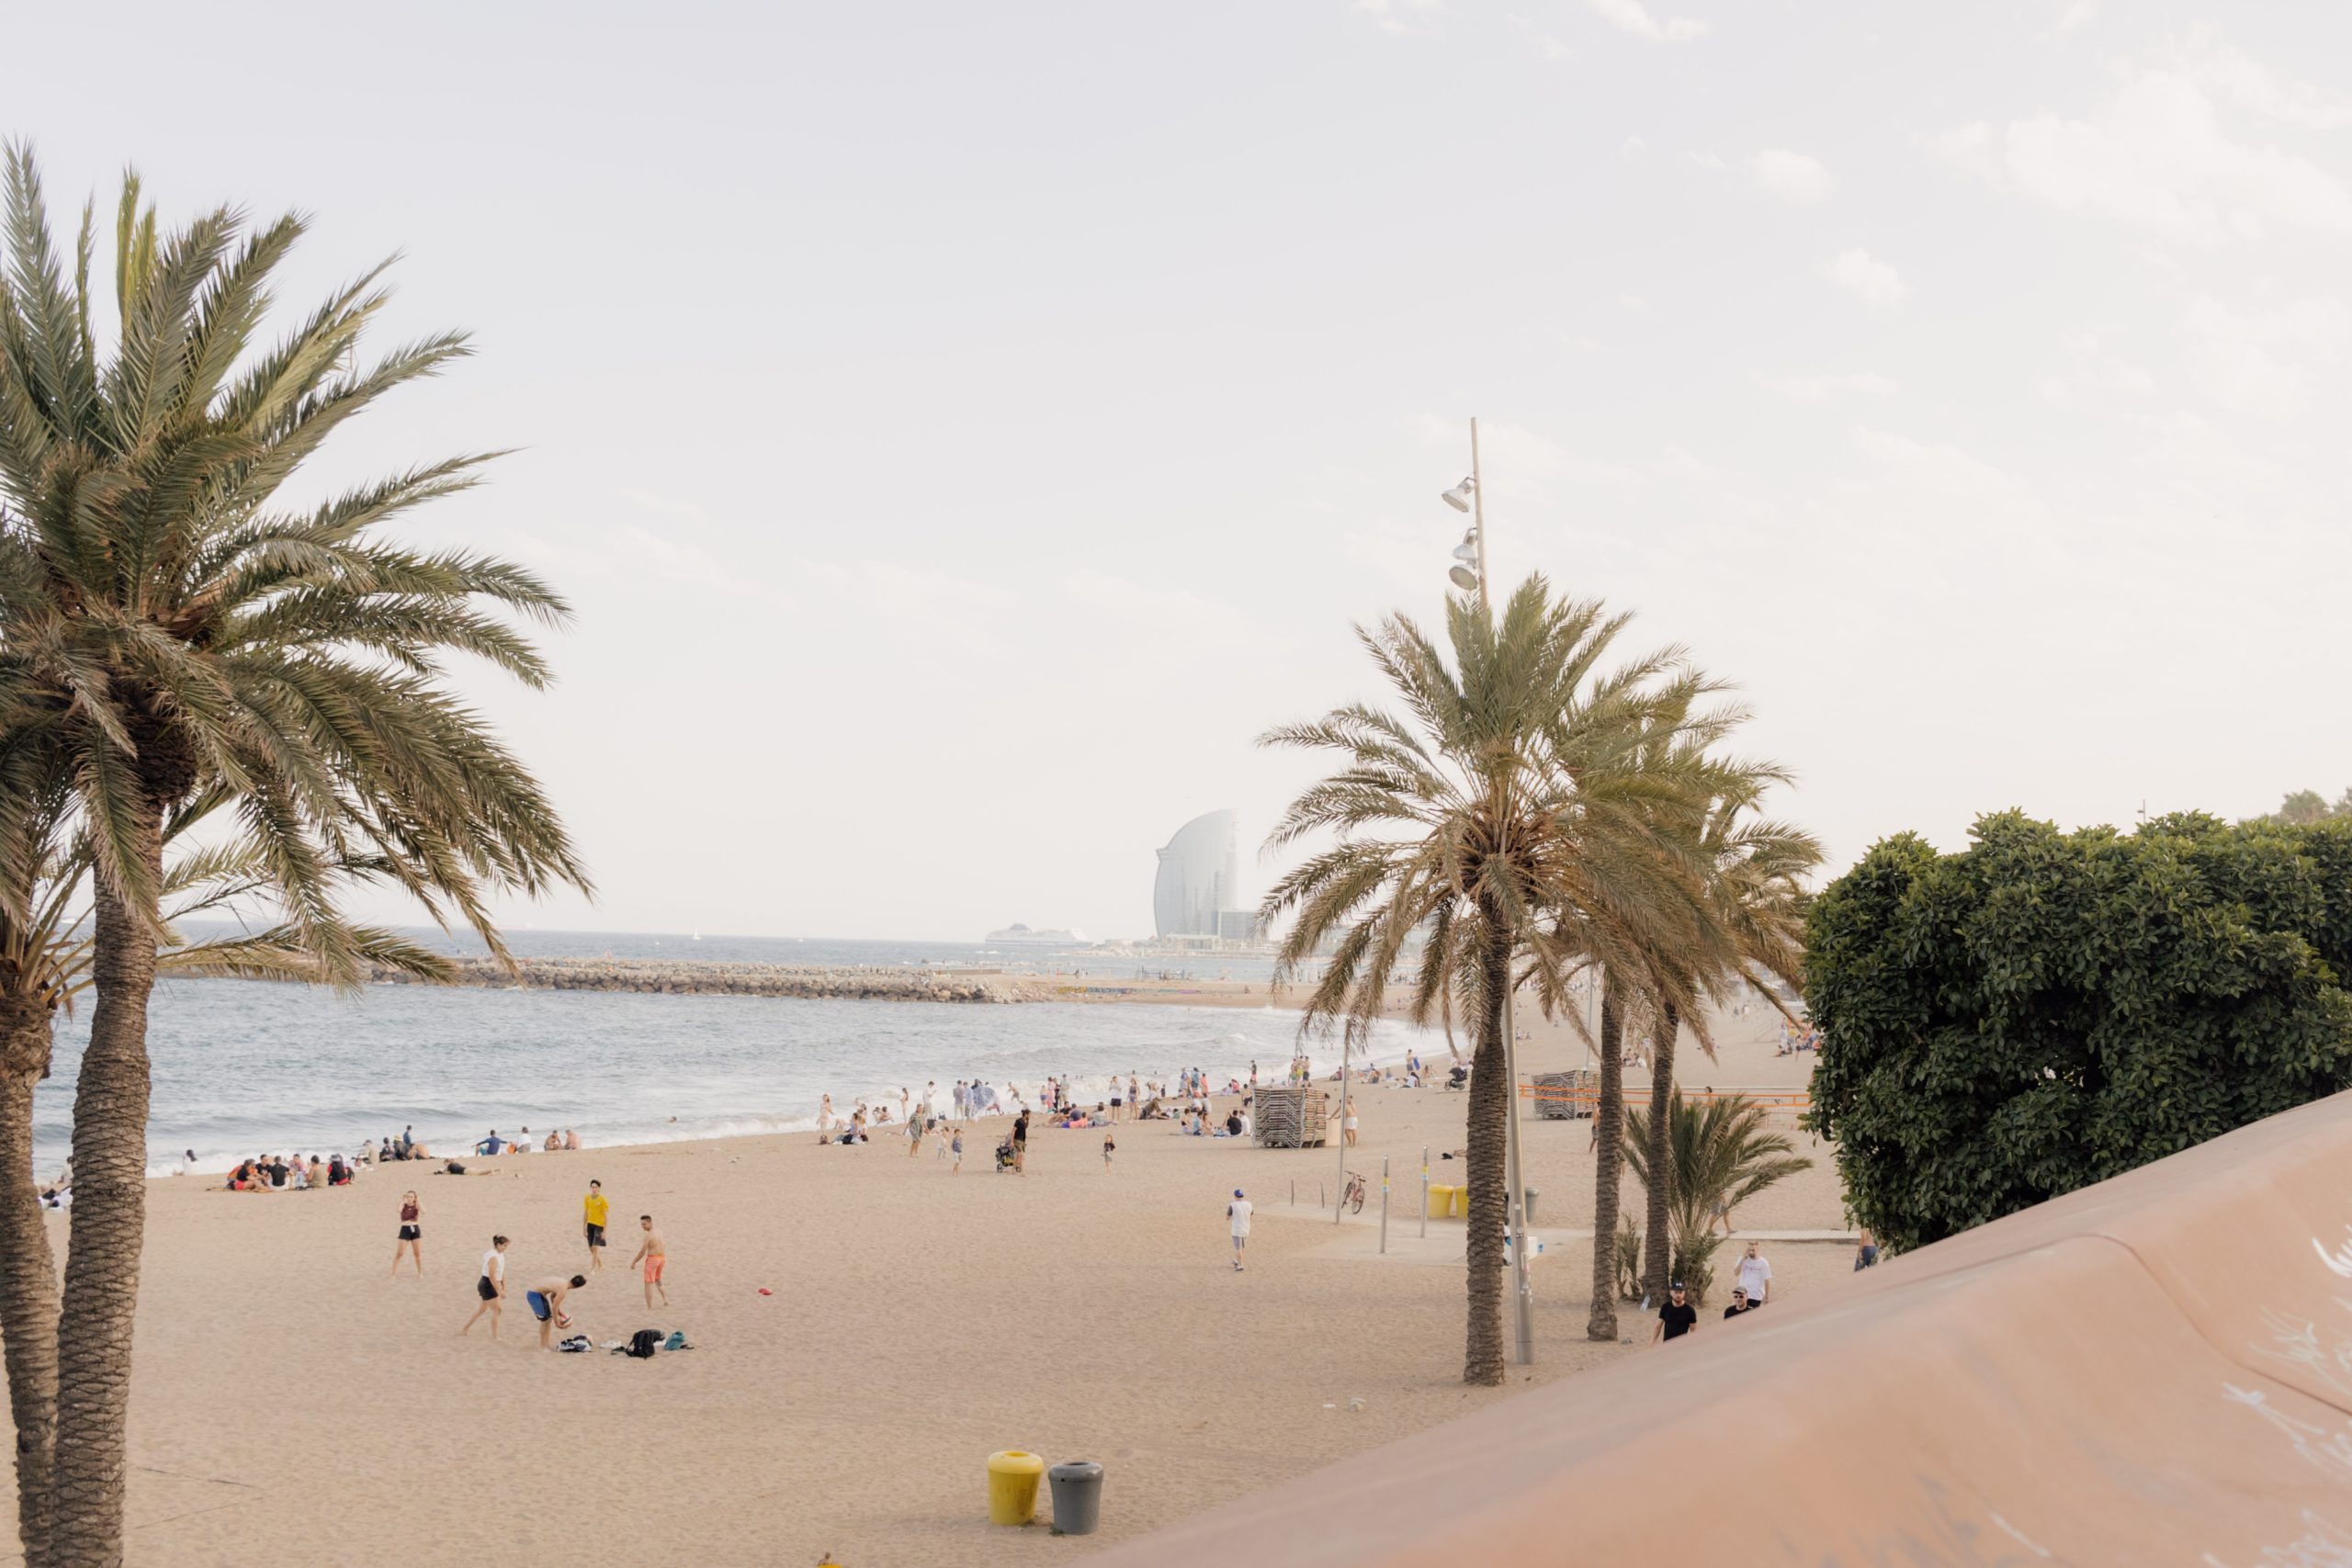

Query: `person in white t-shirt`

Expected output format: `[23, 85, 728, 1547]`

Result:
[1735, 1241, 1771, 1305]
[1227, 1188, 1252, 1272]
[462, 1235, 510, 1338]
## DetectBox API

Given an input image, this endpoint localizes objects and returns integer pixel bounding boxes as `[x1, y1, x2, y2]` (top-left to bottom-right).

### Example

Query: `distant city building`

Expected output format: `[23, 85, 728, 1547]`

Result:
[1216, 908, 1263, 942]
[1154, 809, 1242, 939]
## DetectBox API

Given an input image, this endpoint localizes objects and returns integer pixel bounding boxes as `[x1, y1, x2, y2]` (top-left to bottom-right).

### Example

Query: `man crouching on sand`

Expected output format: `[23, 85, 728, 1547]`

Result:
[526, 1273, 587, 1349]
[628, 1214, 669, 1308]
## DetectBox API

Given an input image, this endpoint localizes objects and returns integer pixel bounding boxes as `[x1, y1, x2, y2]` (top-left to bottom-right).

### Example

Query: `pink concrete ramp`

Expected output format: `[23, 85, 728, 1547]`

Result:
[1085, 1090, 2352, 1566]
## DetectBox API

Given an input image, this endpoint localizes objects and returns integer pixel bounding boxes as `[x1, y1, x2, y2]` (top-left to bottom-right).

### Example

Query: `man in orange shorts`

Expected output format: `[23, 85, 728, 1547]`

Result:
[628, 1213, 669, 1308]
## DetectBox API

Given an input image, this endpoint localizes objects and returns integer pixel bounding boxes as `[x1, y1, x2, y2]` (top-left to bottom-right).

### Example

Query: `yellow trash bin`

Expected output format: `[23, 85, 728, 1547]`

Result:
[1448, 1186, 1467, 1219]
[988, 1450, 1046, 1526]
[1426, 1183, 1455, 1220]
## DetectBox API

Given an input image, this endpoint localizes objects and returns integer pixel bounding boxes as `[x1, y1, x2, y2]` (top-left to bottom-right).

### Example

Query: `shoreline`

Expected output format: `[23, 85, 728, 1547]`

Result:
[17, 991, 1846, 1562]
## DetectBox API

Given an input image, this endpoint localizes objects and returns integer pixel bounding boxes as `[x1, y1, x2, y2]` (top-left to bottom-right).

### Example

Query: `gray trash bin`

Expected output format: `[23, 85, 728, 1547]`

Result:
[1048, 1461, 1104, 1536]
[1522, 1187, 1539, 1225]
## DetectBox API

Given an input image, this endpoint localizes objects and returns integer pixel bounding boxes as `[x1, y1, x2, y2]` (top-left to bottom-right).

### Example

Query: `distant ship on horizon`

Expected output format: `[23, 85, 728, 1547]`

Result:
[985, 923, 1089, 946]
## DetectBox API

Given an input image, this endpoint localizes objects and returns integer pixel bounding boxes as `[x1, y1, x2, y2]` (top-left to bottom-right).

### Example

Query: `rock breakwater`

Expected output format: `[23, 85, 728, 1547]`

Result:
[363, 956, 1049, 1004]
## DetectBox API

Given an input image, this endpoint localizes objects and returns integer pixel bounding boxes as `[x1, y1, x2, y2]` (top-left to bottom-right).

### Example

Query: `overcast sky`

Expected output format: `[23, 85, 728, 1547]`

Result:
[12, 1, 2350, 941]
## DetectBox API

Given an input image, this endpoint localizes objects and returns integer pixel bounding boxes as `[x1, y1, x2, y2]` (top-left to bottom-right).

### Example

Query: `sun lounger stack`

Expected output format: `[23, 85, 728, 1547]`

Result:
[1531, 1070, 1595, 1121]
[1252, 1087, 1329, 1148]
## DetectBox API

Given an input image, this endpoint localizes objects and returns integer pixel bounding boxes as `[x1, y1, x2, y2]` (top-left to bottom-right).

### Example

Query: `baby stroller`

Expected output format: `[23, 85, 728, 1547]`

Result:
[993, 1138, 1017, 1173]
[1445, 1065, 1469, 1091]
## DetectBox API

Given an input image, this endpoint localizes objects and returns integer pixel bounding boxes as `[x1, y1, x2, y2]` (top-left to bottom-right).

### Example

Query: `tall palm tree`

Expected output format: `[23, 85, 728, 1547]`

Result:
[0, 772, 450, 1562]
[0, 148, 588, 1566]
[1260, 575, 1718, 1385]
[1636, 789, 1821, 1307]
[1513, 694, 1750, 1342]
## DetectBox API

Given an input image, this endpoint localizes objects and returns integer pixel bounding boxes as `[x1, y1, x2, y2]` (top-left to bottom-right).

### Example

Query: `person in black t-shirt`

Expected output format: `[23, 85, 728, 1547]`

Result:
[1724, 1287, 1753, 1320]
[1652, 1281, 1698, 1343]
[1011, 1111, 1030, 1175]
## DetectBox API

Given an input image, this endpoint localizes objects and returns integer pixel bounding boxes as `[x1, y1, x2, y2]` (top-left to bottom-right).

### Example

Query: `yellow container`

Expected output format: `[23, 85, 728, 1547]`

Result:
[1426, 1183, 1455, 1220]
[1448, 1186, 1467, 1219]
[988, 1450, 1046, 1526]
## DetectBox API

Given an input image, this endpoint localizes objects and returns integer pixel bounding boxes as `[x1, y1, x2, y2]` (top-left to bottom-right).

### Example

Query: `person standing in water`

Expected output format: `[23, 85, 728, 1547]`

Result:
[628, 1214, 669, 1308]
[462, 1235, 510, 1337]
[391, 1190, 424, 1277]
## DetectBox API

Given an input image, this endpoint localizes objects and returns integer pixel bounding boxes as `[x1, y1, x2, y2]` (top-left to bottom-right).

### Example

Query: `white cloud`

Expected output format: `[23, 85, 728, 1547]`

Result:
[1758, 371, 1900, 404]
[1750, 149, 1834, 205]
[1585, 0, 1707, 45]
[1681, 150, 1727, 172]
[1505, 12, 1573, 60]
[1617, 293, 1648, 313]
[2034, 330, 2158, 409]
[2046, 0, 2098, 41]
[2178, 293, 2351, 414]
[2179, 34, 2352, 130]
[1931, 52, 2352, 243]
[1826, 249, 1907, 309]
[1354, 0, 1442, 35]
[1620, 135, 1648, 160]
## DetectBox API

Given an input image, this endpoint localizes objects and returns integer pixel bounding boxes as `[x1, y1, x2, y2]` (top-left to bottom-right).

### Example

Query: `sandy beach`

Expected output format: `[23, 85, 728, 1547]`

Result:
[3, 997, 1845, 1567]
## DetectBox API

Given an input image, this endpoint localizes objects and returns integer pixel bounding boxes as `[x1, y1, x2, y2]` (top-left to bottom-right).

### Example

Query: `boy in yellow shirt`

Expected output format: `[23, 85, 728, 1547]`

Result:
[583, 1179, 610, 1272]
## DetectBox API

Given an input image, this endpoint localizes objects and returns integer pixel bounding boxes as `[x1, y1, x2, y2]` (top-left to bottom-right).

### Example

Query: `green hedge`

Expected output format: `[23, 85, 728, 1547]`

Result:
[1805, 809, 2352, 1251]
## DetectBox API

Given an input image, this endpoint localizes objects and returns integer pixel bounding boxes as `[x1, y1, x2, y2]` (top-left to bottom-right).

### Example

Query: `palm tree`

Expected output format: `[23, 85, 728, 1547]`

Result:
[1636, 791, 1822, 1307]
[0, 148, 588, 1566]
[1260, 575, 1719, 1385]
[1625, 1089, 1813, 1247]
[0, 774, 450, 1561]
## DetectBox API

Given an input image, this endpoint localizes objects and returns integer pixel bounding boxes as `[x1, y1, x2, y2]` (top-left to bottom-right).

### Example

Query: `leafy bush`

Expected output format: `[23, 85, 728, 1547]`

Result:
[1614, 1217, 1645, 1302]
[1673, 1231, 1724, 1307]
[1806, 810, 2352, 1251]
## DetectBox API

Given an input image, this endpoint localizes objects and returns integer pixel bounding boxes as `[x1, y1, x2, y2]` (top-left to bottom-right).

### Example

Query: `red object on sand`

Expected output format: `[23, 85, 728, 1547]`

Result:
[757, 1287, 773, 1295]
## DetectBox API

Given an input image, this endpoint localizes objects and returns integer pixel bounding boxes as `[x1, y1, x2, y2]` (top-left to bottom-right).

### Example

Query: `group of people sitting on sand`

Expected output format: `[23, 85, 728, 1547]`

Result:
[226, 1151, 360, 1191]
[469, 1126, 582, 1156]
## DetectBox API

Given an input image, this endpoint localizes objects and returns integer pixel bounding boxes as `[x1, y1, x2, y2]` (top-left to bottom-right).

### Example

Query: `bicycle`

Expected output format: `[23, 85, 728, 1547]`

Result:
[1342, 1170, 1367, 1214]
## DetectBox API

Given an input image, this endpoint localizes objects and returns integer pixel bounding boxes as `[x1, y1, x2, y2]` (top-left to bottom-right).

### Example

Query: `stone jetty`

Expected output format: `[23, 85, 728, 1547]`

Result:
[363, 956, 1051, 1003]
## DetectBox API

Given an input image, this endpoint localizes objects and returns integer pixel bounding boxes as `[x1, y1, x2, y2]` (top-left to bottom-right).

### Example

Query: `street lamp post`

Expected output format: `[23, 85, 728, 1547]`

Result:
[1442, 415, 1537, 1367]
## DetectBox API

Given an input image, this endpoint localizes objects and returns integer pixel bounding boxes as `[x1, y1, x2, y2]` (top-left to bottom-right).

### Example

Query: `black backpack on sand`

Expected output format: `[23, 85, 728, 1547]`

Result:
[626, 1328, 662, 1359]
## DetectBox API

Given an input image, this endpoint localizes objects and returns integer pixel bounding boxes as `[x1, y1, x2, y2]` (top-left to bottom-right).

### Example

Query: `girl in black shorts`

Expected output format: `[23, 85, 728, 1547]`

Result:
[391, 1190, 424, 1278]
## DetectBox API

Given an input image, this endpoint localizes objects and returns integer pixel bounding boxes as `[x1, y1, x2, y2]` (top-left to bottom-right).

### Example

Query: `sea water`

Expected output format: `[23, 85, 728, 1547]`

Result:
[31, 963, 1439, 1178]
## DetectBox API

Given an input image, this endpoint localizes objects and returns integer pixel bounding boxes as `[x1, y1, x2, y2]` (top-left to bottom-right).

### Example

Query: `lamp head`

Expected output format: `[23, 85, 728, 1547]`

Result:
[1441, 478, 1475, 513]
[1448, 565, 1480, 592]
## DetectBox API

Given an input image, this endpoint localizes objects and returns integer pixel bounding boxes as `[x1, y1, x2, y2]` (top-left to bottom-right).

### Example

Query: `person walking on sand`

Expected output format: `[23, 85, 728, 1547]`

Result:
[1012, 1109, 1030, 1174]
[951, 1126, 964, 1174]
[526, 1272, 588, 1349]
[1102, 1131, 1115, 1170]
[391, 1190, 424, 1277]
[908, 1111, 924, 1158]
[1227, 1188, 1252, 1271]
[583, 1179, 610, 1272]
[1736, 1240, 1772, 1305]
[462, 1235, 511, 1337]
[628, 1214, 669, 1308]
[1652, 1280, 1698, 1344]
[1343, 1100, 1360, 1147]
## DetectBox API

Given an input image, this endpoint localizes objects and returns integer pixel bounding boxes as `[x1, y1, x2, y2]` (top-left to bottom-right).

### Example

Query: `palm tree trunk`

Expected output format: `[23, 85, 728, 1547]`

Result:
[1586, 981, 1624, 1341]
[1640, 1002, 1679, 1308]
[0, 992, 59, 1562]
[1461, 919, 1511, 1386]
[45, 808, 162, 1568]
